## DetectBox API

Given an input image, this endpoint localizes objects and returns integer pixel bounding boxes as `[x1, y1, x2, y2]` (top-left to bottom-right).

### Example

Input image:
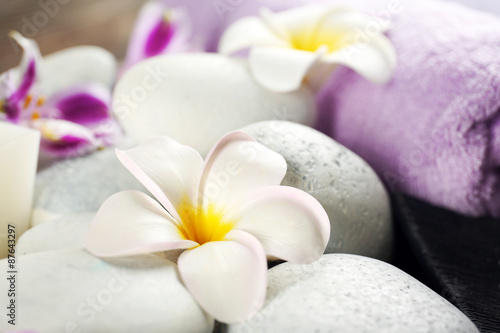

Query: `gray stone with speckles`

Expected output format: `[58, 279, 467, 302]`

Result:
[242, 121, 393, 260]
[33, 146, 146, 226]
[226, 254, 479, 333]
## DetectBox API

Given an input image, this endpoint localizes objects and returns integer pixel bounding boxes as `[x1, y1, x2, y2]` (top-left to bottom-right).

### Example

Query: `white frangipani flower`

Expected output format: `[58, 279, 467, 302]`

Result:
[219, 5, 397, 92]
[86, 131, 330, 323]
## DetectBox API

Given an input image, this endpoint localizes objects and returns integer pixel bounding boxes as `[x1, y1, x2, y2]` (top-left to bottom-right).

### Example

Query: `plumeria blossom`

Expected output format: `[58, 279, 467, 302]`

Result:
[219, 5, 397, 92]
[0, 31, 119, 157]
[121, 0, 199, 73]
[86, 131, 330, 323]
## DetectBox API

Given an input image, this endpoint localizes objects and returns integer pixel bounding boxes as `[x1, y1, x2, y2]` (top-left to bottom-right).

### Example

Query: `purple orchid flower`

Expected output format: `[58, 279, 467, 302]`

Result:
[34, 84, 121, 157]
[0, 31, 40, 123]
[121, 1, 200, 73]
[0, 32, 120, 158]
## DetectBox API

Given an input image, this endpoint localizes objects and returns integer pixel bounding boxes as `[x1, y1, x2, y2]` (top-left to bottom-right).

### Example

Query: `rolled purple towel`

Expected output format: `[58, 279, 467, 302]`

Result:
[161, 0, 500, 217]
[315, 0, 500, 217]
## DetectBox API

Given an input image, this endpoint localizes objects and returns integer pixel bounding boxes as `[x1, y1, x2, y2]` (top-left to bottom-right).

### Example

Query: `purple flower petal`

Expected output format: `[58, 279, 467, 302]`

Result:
[1, 32, 41, 122]
[43, 83, 112, 125]
[2, 60, 37, 122]
[158, 0, 221, 51]
[122, 1, 195, 72]
[0, 71, 15, 100]
[39, 84, 121, 154]
[32, 119, 101, 157]
[2, 99, 21, 122]
[144, 16, 175, 57]
[90, 117, 123, 147]
[9, 31, 41, 80]
[40, 139, 97, 158]
[9, 59, 36, 106]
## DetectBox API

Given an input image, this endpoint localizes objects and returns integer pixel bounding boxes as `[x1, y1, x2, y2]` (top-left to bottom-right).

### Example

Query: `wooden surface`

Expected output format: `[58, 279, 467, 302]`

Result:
[393, 193, 500, 333]
[0, 0, 147, 73]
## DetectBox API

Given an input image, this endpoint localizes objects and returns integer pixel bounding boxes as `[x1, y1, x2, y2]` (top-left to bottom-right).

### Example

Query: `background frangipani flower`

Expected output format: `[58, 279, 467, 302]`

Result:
[121, 0, 200, 73]
[219, 5, 397, 92]
[0, 32, 120, 158]
[86, 131, 330, 323]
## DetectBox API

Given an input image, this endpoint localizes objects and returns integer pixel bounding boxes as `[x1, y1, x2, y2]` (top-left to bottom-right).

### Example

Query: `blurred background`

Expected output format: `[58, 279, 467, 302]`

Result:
[1, 0, 499, 74]
[0, 0, 147, 73]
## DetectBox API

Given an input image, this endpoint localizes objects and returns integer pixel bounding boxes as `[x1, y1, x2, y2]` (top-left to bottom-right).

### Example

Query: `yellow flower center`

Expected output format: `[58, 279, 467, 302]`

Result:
[176, 198, 235, 246]
[290, 27, 354, 53]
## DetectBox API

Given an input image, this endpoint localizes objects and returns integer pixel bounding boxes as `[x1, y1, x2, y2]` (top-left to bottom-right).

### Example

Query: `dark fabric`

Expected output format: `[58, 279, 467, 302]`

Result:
[392, 193, 500, 333]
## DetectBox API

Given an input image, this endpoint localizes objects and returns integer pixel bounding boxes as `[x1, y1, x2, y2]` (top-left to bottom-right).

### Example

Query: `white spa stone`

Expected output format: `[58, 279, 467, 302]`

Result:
[33, 147, 146, 226]
[113, 53, 316, 156]
[227, 254, 479, 333]
[0, 249, 213, 333]
[242, 121, 393, 260]
[41, 46, 117, 96]
[17, 213, 93, 256]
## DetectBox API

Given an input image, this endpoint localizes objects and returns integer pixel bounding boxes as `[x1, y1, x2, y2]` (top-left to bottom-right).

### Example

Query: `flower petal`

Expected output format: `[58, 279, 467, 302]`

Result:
[268, 5, 390, 40]
[249, 45, 327, 92]
[144, 13, 176, 57]
[86, 190, 197, 257]
[122, 1, 194, 72]
[285, 8, 379, 54]
[228, 186, 330, 264]
[40, 46, 117, 96]
[2, 31, 41, 122]
[8, 31, 40, 92]
[178, 230, 267, 323]
[8, 58, 36, 107]
[42, 83, 121, 148]
[323, 34, 397, 85]
[31, 118, 100, 157]
[158, 0, 222, 51]
[317, 7, 392, 34]
[42, 83, 112, 125]
[116, 136, 204, 220]
[0, 71, 15, 101]
[91, 117, 122, 148]
[261, 5, 328, 42]
[218, 16, 289, 55]
[198, 131, 286, 212]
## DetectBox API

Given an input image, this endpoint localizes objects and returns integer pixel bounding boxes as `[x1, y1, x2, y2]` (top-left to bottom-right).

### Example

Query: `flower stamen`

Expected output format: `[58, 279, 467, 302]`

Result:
[36, 96, 45, 107]
[177, 198, 235, 245]
[23, 94, 33, 109]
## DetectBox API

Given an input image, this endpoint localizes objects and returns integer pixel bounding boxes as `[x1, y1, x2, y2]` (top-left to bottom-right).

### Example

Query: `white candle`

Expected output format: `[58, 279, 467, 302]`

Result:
[0, 122, 40, 259]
